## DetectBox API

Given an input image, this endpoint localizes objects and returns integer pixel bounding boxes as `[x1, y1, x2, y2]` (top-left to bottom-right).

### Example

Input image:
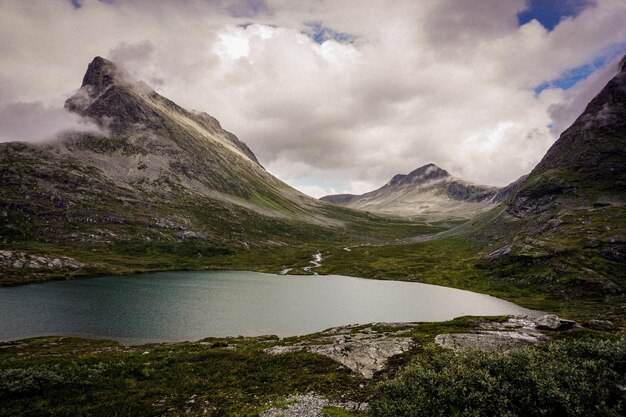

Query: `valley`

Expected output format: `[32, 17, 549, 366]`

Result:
[0, 53, 625, 416]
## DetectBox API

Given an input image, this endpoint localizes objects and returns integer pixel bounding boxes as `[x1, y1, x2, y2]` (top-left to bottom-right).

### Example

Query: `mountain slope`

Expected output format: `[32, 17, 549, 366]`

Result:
[321, 163, 509, 219]
[59, 56, 327, 219]
[468, 58, 626, 315]
[0, 57, 442, 284]
[508, 58, 626, 218]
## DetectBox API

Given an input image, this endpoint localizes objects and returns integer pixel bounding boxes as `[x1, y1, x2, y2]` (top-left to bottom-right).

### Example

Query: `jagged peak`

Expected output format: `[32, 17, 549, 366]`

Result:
[407, 163, 449, 178]
[620, 54, 626, 72]
[81, 56, 120, 91]
[64, 56, 262, 166]
[388, 163, 449, 187]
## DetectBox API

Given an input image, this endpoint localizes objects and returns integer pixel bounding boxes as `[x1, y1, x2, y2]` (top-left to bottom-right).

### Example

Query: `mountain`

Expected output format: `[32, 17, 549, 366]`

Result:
[508, 57, 626, 218]
[58, 56, 321, 217]
[1, 57, 421, 284]
[306, 56, 625, 320]
[470, 57, 626, 314]
[321, 163, 512, 219]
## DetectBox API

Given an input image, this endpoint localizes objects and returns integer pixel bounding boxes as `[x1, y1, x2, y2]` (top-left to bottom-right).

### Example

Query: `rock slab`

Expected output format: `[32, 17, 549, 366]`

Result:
[436, 317, 550, 352]
[265, 325, 415, 379]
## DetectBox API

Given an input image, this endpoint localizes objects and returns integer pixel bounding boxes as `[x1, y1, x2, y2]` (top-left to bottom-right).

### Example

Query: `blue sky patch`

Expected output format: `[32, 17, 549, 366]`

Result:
[305, 22, 356, 45]
[534, 43, 626, 94]
[518, 0, 591, 31]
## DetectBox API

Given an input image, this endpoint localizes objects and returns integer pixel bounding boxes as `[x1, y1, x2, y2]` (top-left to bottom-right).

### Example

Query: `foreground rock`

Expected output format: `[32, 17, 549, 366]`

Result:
[535, 314, 577, 330]
[262, 393, 368, 417]
[435, 317, 550, 352]
[265, 324, 416, 378]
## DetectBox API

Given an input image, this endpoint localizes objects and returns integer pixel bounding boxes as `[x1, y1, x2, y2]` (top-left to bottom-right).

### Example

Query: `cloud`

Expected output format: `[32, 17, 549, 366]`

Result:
[548, 56, 622, 135]
[1, 0, 626, 198]
[0, 101, 99, 143]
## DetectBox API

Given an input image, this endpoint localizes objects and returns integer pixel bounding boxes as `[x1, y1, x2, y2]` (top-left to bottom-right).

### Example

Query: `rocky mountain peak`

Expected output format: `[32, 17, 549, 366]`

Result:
[64, 56, 262, 167]
[389, 163, 450, 187]
[528, 54, 626, 176]
[81, 56, 120, 91]
[407, 163, 449, 179]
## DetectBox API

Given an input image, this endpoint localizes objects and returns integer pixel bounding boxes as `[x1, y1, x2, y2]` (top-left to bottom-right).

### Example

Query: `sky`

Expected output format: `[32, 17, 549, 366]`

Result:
[1, 0, 626, 198]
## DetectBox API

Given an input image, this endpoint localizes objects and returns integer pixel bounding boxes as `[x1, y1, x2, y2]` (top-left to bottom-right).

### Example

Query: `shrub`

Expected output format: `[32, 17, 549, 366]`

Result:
[371, 337, 626, 417]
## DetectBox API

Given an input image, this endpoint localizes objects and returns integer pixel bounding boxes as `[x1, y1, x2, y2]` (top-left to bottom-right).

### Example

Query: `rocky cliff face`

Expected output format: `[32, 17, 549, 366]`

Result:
[321, 163, 507, 219]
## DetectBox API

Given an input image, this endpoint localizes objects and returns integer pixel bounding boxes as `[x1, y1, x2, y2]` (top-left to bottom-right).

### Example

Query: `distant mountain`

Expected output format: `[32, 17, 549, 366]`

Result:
[321, 163, 514, 219]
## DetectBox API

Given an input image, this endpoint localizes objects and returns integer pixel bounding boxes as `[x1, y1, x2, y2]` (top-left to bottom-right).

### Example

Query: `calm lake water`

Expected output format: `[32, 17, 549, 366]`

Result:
[0, 271, 540, 345]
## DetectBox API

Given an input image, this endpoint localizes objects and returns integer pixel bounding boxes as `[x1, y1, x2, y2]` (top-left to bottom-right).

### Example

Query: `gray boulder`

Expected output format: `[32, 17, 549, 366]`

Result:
[435, 331, 547, 352]
[535, 314, 576, 330]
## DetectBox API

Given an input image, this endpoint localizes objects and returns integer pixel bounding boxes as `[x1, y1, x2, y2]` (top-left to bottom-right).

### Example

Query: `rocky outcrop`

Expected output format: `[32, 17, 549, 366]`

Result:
[535, 314, 577, 330]
[587, 319, 614, 331]
[0, 250, 83, 271]
[435, 317, 550, 352]
[265, 324, 416, 379]
[485, 244, 512, 261]
[435, 315, 582, 352]
[435, 330, 547, 351]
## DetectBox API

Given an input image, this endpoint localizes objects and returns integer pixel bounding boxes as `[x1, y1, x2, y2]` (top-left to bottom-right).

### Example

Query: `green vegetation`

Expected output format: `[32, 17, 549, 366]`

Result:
[0, 318, 621, 416]
[371, 336, 626, 417]
[0, 336, 368, 416]
[322, 406, 364, 416]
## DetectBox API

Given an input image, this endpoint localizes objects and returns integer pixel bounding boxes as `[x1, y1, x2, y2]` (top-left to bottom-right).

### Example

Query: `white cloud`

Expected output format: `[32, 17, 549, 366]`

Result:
[0, 101, 99, 143]
[1, 0, 625, 196]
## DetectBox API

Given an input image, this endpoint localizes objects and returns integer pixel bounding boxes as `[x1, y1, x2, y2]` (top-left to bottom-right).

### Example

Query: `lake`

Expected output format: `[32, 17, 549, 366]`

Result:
[0, 271, 540, 345]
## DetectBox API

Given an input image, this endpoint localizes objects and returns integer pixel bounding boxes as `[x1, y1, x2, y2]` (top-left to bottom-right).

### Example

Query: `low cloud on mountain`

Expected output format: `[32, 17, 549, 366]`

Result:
[0, 101, 99, 143]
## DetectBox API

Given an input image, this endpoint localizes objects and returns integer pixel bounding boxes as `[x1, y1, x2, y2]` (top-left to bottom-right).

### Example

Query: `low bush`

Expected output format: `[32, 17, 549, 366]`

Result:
[371, 337, 626, 417]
